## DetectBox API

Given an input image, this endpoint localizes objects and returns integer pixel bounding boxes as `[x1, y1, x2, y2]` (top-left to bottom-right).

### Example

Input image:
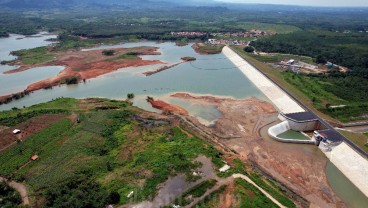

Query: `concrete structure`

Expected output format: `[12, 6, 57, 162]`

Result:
[268, 121, 316, 144]
[322, 142, 368, 197]
[224, 46, 368, 198]
[278, 112, 325, 132]
[222, 46, 305, 114]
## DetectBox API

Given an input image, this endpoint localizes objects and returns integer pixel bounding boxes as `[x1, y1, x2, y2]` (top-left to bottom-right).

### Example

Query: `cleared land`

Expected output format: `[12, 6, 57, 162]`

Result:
[0, 46, 162, 104]
[165, 93, 344, 208]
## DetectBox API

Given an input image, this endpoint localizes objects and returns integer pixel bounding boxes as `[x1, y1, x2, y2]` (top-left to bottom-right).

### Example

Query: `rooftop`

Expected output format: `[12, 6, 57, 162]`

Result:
[318, 129, 344, 143]
[283, 111, 318, 122]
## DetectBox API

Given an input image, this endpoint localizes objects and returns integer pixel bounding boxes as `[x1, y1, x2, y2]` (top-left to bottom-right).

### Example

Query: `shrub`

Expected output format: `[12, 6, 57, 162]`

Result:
[102, 50, 116, 56]
[244, 46, 255, 53]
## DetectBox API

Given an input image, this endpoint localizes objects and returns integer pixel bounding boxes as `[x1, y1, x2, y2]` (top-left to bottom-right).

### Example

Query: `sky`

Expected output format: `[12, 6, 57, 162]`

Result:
[216, 0, 368, 7]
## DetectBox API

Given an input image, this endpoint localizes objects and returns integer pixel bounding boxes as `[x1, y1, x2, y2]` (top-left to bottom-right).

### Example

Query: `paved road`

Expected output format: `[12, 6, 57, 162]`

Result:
[0, 177, 29, 205]
[229, 46, 368, 159]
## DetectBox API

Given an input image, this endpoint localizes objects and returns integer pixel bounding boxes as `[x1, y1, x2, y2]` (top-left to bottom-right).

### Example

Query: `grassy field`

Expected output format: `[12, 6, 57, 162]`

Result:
[249, 53, 315, 64]
[193, 178, 280, 208]
[338, 130, 368, 153]
[196, 44, 225, 54]
[0, 98, 77, 126]
[11, 46, 54, 65]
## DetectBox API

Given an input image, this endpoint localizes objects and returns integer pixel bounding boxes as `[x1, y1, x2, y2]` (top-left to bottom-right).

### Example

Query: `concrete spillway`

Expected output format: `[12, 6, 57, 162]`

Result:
[268, 121, 316, 144]
[222, 46, 305, 114]
[322, 142, 368, 197]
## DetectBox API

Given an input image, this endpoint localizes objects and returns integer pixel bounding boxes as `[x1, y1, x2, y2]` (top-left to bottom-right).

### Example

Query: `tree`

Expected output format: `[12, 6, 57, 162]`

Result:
[44, 175, 109, 208]
[102, 50, 116, 56]
[106, 161, 113, 171]
[316, 55, 327, 64]
[243, 46, 255, 53]
[127, 93, 135, 99]
[107, 191, 121, 204]
[0, 181, 22, 208]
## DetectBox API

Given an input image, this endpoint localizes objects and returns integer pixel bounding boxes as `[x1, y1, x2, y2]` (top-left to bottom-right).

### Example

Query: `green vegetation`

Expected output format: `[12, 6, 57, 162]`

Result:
[232, 45, 368, 123]
[247, 172, 296, 208]
[54, 33, 131, 51]
[0, 31, 9, 37]
[193, 185, 227, 208]
[338, 130, 368, 153]
[251, 30, 368, 70]
[185, 179, 217, 198]
[127, 93, 135, 99]
[177, 38, 189, 46]
[0, 181, 22, 208]
[106, 53, 138, 62]
[0, 109, 69, 126]
[181, 56, 197, 61]
[248, 53, 315, 64]
[196, 44, 224, 54]
[44, 175, 110, 208]
[249, 30, 368, 122]
[244, 46, 255, 53]
[102, 50, 116, 56]
[0, 98, 225, 207]
[11, 46, 54, 65]
[0, 98, 77, 119]
[235, 178, 279, 208]
[227, 159, 295, 208]
[60, 76, 80, 85]
[174, 179, 217, 206]
[238, 22, 301, 34]
[0, 119, 73, 177]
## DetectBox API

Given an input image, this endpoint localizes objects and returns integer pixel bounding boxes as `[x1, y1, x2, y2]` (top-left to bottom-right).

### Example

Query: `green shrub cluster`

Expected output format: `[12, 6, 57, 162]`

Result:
[0, 181, 22, 208]
[0, 109, 69, 126]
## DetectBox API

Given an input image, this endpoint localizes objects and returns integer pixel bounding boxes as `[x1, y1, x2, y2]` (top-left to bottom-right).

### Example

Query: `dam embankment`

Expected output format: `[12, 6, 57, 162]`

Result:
[222, 46, 305, 114]
[223, 46, 368, 198]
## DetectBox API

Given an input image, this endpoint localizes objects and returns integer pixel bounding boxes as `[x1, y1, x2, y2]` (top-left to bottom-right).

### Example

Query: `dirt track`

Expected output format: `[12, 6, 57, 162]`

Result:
[0, 177, 29, 205]
[168, 93, 346, 208]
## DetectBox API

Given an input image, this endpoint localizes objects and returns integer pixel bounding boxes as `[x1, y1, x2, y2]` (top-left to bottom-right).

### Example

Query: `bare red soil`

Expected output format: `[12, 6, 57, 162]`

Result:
[0, 115, 67, 152]
[1, 47, 163, 101]
[148, 98, 188, 115]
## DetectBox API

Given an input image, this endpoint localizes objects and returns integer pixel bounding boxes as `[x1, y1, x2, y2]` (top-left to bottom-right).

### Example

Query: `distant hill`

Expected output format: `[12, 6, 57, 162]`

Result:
[0, 0, 215, 9]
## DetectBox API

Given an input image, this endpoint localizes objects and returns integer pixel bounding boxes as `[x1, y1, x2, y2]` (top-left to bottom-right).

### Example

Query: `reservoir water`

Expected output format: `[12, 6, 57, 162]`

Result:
[0, 41, 267, 124]
[326, 161, 368, 208]
[0, 36, 366, 207]
[0, 32, 57, 62]
[277, 130, 310, 140]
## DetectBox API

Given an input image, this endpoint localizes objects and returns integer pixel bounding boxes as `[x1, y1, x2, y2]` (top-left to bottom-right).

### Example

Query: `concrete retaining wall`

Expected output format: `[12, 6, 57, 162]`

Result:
[268, 121, 316, 144]
[322, 142, 368, 197]
[278, 114, 322, 132]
